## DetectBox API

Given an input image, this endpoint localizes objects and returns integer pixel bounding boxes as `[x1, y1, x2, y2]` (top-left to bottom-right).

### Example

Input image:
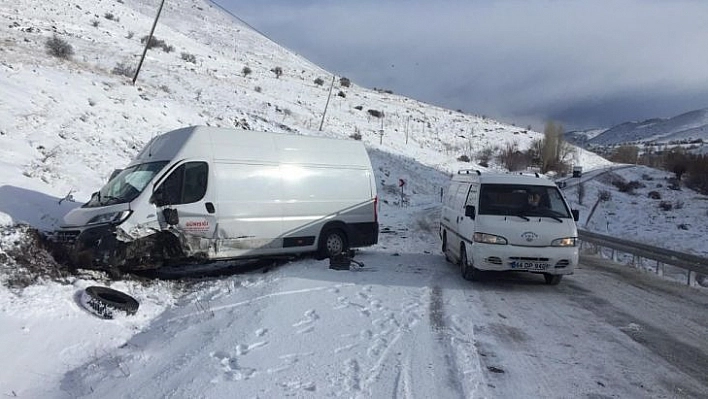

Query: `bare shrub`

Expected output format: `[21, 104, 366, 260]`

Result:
[497, 142, 530, 171]
[112, 62, 134, 77]
[314, 77, 325, 86]
[350, 132, 362, 141]
[367, 109, 384, 118]
[141, 36, 173, 52]
[126, 31, 134, 39]
[181, 52, 196, 64]
[242, 66, 252, 77]
[104, 12, 118, 21]
[598, 190, 612, 201]
[340, 76, 351, 87]
[337, 91, 346, 98]
[271, 66, 283, 78]
[668, 178, 681, 190]
[612, 179, 644, 194]
[677, 223, 689, 230]
[647, 191, 661, 200]
[91, 20, 100, 27]
[477, 147, 495, 168]
[254, 86, 262, 93]
[45, 35, 74, 59]
[457, 154, 471, 163]
[658, 201, 672, 211]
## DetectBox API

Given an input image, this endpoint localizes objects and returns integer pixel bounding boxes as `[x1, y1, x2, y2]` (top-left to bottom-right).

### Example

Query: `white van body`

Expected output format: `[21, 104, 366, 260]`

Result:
[56, 126, 379, 270]
[439, 170, 579, 285]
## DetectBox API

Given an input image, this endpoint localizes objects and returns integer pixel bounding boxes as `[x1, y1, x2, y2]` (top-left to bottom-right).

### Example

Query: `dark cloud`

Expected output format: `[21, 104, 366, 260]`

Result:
[221, 0, 708, 131]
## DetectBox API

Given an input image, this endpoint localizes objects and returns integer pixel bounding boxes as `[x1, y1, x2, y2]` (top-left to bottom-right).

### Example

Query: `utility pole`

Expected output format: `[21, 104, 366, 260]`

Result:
[319, 75, 335, 131]
[133, 0, 165, 85]
[379, 117, 384, 144]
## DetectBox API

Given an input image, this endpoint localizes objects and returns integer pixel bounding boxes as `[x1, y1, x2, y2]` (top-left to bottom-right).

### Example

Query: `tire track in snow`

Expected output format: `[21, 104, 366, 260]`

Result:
[428, 284, 466, 397]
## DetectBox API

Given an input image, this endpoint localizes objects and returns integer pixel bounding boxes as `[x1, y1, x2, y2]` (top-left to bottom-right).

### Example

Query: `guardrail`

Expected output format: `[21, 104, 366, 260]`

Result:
[578, 229, 708, 286]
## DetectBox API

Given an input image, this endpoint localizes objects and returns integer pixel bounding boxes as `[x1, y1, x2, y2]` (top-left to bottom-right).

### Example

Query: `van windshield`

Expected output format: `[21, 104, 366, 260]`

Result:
[478, 184, 571, 219]
[85, 161, 169, 208]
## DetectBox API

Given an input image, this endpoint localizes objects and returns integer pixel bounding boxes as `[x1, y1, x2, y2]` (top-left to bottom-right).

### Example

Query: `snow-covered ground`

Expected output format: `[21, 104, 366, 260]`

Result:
[1, 0, 706, 397]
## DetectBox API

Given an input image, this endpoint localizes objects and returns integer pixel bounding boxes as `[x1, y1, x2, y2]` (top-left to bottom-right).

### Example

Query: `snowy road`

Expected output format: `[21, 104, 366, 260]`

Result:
[59, 244, 708, 398]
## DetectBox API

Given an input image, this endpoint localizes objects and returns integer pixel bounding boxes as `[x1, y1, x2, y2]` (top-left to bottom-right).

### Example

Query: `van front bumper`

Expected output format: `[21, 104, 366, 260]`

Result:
[470, 243, 578, 275]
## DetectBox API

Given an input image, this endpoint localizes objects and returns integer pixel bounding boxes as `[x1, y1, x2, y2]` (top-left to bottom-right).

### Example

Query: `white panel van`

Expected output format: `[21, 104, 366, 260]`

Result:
[440, 170, 579, 285]
[55, 126, 379, 270]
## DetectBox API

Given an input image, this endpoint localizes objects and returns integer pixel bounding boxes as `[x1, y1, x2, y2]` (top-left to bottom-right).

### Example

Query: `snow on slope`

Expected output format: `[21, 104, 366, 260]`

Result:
[1, 0, 610, 231]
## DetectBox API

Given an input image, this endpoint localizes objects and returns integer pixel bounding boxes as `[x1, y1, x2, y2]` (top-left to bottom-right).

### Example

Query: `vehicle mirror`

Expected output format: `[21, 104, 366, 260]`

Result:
[465, 205, 476, 220]
[572, 209, 580, 221]
[150, 186, 164, 206]
[163, 208, 179, 226]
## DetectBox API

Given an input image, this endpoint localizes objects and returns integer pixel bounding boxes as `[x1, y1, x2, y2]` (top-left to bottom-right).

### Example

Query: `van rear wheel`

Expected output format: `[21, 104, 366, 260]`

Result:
[317, 228, 348, 259]
[460, 245, 480, 281]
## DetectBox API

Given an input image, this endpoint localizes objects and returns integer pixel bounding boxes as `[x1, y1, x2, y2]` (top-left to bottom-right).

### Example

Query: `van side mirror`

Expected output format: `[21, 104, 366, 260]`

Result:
[465, 205, 476, 220]
[151, 186, 165, 207]
[163, 208, 179, 226]
[571, 209, 580, 222]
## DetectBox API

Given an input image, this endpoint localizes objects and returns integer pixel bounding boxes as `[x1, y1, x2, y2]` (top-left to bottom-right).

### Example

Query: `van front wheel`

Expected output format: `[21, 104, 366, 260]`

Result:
[317, 228, 348, 259]
[543, 273, 563, 285]
[460, 245, 480, 281]
[442, 231, 451, 263]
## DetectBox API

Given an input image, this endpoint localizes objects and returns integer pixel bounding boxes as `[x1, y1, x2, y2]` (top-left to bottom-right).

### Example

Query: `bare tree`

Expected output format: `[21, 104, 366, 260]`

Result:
[539, 121, 574, 174]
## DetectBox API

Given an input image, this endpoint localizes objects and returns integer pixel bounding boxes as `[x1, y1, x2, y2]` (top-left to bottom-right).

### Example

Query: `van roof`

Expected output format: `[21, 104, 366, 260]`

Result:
[452, 171, 556, 187]
[131, 126, 372, 168]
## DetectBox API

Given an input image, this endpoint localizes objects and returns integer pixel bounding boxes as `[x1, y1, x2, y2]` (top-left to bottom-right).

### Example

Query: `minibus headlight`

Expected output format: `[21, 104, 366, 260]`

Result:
[551, 237, 577, 247]
[87, 210, 132, 225]
[473, 232, 508, 245]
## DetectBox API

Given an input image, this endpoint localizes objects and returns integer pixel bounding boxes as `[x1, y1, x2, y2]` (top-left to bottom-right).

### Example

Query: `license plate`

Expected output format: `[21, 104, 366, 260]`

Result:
[510, 261, 549, 270]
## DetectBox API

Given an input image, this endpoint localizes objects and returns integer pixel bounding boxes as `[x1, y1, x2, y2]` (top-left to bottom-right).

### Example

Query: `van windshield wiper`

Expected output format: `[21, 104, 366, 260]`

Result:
[100, 194, 122, 205]
[513, 212, 530, 221]
[528, 209, 564, 223]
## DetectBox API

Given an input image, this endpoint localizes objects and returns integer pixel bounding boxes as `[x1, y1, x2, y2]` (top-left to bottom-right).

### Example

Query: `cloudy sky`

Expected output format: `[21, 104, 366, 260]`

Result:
[219, 0, 708, 132]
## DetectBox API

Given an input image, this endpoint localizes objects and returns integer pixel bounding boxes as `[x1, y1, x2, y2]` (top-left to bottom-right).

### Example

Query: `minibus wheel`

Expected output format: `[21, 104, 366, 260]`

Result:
[543, 273, 563, 285]
[460, 245, 480, 281]
[441, 231, 451, 263]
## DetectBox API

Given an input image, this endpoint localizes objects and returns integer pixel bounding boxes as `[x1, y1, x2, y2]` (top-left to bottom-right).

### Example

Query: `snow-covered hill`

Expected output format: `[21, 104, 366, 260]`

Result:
[1, 0, 610, 226]
[567, 108, 708, 148]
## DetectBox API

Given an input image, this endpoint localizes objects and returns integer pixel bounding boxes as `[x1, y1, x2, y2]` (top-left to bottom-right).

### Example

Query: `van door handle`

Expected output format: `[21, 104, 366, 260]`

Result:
[205, 202, 215, 214]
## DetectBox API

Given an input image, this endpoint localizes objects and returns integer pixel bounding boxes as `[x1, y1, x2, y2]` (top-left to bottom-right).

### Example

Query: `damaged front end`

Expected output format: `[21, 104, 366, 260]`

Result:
[52, 223, 185, 273]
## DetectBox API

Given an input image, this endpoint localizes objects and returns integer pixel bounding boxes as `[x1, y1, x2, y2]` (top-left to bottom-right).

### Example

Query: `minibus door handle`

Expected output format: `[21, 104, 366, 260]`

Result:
[205, 202, 215, 214]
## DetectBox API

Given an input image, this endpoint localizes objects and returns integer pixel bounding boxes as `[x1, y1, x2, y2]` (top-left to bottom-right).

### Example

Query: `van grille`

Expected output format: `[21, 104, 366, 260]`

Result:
[54, 230, 80, 244]
[554, 260, 570, 268]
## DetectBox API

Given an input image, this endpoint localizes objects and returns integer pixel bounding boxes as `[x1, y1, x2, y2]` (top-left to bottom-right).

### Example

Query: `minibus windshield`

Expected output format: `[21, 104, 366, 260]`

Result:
[478, 184, 571, 219]
[85, 161, 169, 207]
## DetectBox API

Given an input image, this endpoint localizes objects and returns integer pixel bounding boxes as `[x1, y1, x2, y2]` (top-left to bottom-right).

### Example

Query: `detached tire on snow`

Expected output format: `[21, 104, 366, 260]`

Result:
[81, 286, 139, 319]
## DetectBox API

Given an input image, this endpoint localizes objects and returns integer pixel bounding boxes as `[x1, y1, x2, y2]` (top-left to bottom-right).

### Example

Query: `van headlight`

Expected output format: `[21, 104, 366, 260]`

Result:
[87, 210, 132, 225]
[474, 232, 508, 245]
[551, 237, 577, 247]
